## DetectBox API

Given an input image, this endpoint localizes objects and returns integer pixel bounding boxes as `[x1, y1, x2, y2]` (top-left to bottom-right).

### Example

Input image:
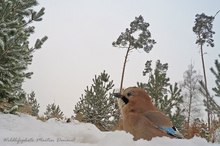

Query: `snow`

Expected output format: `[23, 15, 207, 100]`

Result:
[0, 113, 219, 146]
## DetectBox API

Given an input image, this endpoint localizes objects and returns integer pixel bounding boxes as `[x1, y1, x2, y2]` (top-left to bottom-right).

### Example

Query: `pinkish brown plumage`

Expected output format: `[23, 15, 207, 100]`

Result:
[114, 87, 183, 140]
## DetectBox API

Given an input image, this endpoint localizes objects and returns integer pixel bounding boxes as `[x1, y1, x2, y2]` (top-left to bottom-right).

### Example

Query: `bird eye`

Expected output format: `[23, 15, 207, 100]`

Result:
[127, 92, 132, 96]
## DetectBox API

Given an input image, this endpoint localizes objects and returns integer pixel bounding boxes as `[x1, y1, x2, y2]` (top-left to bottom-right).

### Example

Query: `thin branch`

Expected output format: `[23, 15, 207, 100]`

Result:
[214, 10, 220, 18]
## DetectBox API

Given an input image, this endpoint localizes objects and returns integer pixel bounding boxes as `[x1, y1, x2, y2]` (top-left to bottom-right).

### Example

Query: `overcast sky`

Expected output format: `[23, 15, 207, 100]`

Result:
[23, 0, 220, 117]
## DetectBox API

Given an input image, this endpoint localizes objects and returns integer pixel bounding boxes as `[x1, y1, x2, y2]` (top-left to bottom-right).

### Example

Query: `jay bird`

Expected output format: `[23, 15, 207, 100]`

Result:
[114, 87, 184, 140]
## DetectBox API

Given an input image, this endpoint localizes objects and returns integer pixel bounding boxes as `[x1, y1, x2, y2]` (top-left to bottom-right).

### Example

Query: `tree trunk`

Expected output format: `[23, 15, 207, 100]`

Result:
[187, 90, 192, 128]
[200, 44, 211, 131]
[120, 46, 131, 93]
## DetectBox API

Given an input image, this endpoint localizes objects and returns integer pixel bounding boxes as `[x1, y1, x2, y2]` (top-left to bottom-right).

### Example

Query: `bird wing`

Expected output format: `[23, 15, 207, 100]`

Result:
[144, 111, 172, 127]
[144, 111, 184, 139]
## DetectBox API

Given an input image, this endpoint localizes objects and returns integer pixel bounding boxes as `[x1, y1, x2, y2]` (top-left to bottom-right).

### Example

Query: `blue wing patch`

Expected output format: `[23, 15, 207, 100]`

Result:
[159, 126, 184, 139]
[159, 126, 177, 136]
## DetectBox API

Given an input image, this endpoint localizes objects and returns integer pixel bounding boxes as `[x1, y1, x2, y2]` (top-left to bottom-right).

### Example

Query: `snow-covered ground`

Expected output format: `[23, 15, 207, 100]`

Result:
[0, 113, 219, 146]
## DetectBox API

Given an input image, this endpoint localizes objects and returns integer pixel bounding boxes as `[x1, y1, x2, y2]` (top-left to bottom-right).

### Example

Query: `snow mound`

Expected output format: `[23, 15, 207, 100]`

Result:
[0, 113, 218, 146]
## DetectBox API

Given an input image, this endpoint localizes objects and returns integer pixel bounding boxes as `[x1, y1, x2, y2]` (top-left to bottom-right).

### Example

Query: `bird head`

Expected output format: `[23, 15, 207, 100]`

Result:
[114, 87, 154, 111]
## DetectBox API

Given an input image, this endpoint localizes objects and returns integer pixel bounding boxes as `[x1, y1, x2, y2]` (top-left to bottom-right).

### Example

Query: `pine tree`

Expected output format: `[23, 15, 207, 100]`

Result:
[44, 103, 64, 120]
[199, 80, 220, 142]
[138, 60, 169, 108]
[209, 54, 220, 118]
[27, 91, 39, 116]
[137, 60, 185, 130]
[211, 55, 220, 98]
[193, 13, 215, 130]
[180, 64, 203, 127]
[167, 83, 185, 129]
[0, 0, 47, 111]
[74, 71, 119, 131]
[199, 81, 220, 119]
[112, 15, 156, 93]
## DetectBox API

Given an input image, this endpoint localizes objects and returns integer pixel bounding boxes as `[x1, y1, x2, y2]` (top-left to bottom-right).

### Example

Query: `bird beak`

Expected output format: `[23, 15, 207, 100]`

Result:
[113, 93, 129, 104]
[113, 93, 124, 98]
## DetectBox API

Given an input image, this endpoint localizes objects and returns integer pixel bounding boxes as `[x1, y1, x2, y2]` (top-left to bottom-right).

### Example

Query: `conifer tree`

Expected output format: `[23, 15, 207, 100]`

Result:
[193, 13, 215, 130]
[199, 80, 220, 142]
[210, 54, 220, 117]
[27, 91, 39, 116]
[168, 83, 185, 130]
[138, 60, 169, 108]
[44, 103, 64, 120]
[137, 60, 185, 130]
[180, 64, 203, 127]
[112, 15, 156, 93]
[0, 0, 47, 110]
[211, 55, 220, 98]
[74, 71, 119, 131]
